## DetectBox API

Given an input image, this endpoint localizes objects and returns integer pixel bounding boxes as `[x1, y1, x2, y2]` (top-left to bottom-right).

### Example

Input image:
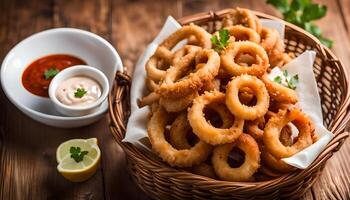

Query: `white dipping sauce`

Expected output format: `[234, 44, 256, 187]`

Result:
[56, 76, 102, 107]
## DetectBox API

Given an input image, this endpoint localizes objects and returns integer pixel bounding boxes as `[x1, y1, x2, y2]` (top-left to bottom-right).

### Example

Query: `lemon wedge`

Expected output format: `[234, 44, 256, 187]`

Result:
[56, 138, 101, 182]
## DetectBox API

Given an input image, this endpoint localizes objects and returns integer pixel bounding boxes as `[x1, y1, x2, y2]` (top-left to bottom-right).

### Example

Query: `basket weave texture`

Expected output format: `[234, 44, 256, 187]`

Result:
[109, 9, 350, 200]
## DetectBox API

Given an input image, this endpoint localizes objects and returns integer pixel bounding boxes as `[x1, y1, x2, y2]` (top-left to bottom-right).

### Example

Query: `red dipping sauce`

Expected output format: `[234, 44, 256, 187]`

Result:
[22, 54, 86, 97]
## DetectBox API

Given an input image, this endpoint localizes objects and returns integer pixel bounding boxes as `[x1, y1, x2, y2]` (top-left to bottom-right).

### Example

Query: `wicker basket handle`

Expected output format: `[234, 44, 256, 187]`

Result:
[109, 71, 131, 145]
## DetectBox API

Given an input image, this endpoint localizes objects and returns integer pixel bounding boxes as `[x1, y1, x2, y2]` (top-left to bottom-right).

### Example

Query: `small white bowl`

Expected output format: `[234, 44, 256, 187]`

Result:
[0, 28, 123, 128]
[49, 65, 109, 117]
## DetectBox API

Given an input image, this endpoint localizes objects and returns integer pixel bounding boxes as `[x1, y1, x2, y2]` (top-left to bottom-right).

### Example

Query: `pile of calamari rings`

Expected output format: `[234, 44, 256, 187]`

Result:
[140, 7, 318, 182]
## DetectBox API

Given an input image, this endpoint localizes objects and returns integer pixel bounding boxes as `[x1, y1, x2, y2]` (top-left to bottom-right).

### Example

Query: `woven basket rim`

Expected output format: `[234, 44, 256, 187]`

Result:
[109, 9, 350, 189]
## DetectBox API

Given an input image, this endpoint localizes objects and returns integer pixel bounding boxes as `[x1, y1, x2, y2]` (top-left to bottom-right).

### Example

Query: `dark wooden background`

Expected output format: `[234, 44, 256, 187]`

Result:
[1, 0, 350, 199]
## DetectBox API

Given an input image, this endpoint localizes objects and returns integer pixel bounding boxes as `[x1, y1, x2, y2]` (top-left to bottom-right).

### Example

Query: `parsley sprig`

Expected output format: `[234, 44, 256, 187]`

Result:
[211, 29, 230, 52]
[70, 146, 89, 163]
[44, 68, 59, 80]
[74, 88, 87, 98]
[273, 70, 299, 89]
[267, 0, 333, 48]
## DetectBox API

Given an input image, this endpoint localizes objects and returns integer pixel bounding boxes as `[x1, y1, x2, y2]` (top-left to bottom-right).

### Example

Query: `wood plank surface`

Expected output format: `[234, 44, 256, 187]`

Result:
[338, 0, 350, 39]
[0, 0, 350, 199]
[111, 0, 181, 75]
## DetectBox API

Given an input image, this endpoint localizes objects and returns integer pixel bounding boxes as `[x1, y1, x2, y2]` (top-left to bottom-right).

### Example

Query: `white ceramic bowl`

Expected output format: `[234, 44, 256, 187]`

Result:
[0, 28, 123, 128]
[49, 65, 109, 117]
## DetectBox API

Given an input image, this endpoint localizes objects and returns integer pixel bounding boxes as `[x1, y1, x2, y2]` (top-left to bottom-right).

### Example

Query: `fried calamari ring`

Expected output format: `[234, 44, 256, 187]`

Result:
[271, 53, 294, 68]
[146, 77, 159, 92]
[268, 101, 290, 114]
[212, 134, 260, 181]
[169, 103, 232, 149]
[160, 23, 212, 50]
[225, 25, 260, 43]
[188, 91, 244, 145]
[306, 119, 319, 144]
[169, 112, 201, 150]
[252, 13, 262, 34]
[238, 87, 255, 105]
[261, 73, 298, 104]
[146, 46, 174, 82]
[261, 150, 296, 173]
[246, 117, 265, 141]
[268, 39, 286, 67]
[187, 35, 199, 46]
[146, 24, 211, 82]
[221, 41, 269, 76]
[202, 78, 221, 92]
[260, 27, 279, 53]
[311, 127, 319, 144]
[159, 49, 220, 97]
[138, 92, 160, 107]
[226, 74, 270, 120]
[279, 125, 293, 146]
[148, 106, 212, 167]
[273, 37, 285, 53]
[205, 103, 234, 129]
[222, 8, 262, 34]
[247, 116, 292, 143]
[234, 53, 257, 68]
[157, 45, 201, 97]
[159, 92, 197, 112]
[263, 108, 313, 159]
[261, 125, 296, 173]
[192, 163, 217, 179]
[172, 45, 202, 66]
[261, 150, 294, 173]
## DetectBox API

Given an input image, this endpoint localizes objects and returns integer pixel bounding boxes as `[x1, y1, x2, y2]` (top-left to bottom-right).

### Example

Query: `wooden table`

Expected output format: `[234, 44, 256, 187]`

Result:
[1, 0, 350, 199]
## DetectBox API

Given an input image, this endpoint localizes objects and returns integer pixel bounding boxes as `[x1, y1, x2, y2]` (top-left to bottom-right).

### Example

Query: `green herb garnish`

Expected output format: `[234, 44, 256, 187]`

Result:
[211, 29, 230, 52]
[267, 0, 333, 48]
[44, 68, 59, 79]
[273, 76, 282, 84]
[288, 74, 299, 89]
[74, 88, 87, 98]
[273, 70, 299, 89]
[70, 146, 88, 163]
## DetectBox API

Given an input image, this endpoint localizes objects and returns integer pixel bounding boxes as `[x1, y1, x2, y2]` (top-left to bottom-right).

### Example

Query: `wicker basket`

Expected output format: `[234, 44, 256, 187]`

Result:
[109, 9, 350, 200]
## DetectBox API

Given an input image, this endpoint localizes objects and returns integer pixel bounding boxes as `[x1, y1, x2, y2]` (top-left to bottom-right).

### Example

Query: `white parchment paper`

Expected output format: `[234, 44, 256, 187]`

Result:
[267, 51, 333, 169]
[123, 16, 333, 169]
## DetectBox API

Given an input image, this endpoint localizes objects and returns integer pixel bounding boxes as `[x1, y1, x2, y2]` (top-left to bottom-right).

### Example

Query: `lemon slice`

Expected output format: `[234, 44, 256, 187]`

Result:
[56, 138, 101, 182]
